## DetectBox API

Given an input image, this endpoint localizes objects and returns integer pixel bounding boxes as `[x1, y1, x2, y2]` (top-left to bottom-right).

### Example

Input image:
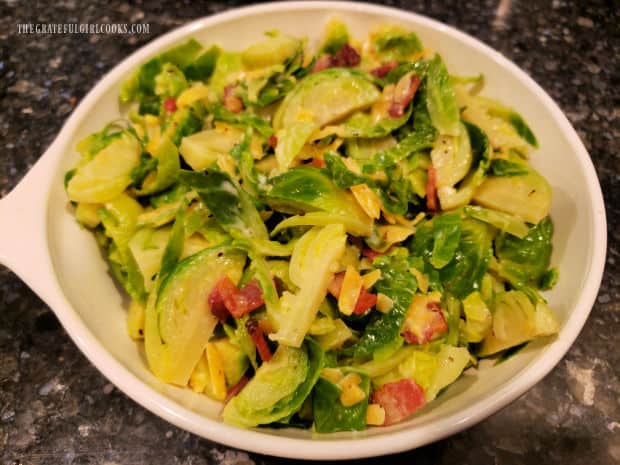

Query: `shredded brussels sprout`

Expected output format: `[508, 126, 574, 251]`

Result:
[65, 18, 559, 432]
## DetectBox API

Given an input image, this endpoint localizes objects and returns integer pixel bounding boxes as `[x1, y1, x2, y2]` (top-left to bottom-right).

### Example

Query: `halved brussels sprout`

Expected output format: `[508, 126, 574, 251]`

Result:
[478, 290, 559, 356]
[473, 165, 552, 224]
[144, 245, 246, 385]
[241, 33, 301, 69]
[269, 224, 347, 348]
[67, 132, 142, 203]
[273, 68, 381, 131]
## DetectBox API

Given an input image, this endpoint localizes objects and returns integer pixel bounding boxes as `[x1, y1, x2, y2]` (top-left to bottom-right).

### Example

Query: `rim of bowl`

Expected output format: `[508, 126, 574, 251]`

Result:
[41, 1, 607, 459]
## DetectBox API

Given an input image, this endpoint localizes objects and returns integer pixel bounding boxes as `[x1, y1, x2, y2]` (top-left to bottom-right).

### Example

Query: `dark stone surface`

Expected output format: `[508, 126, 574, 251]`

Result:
[1, 0, 618, 463]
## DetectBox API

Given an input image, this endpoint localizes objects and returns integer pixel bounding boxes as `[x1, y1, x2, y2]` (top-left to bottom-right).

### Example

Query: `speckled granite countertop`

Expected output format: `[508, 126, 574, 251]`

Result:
[1, 1, 618, 463]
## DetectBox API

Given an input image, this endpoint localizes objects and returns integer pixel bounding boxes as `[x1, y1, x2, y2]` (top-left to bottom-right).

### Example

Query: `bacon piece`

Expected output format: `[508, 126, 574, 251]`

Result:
[361, 247, 387, 261]
[305, 157, 326, 168]
[402, 297, 448, 345]
[224, 375, 250, 403]
[246, 318, 272, 362]
[209, 276, 236, 322]
[370, 61, 399, 78]
[268, 134, 278, 149]
[333, 43, 361, 67]
[426, 165, 438, 212]
[233, 279, 265, 317]
[223, 84, 244, 113]
[371, 379, 426, 425]
[312, 54, 334, 73]
[353, 287, 378, 315]
[208, 277, 264, 320]
[388, 74, 421, 118]
[163, 97, 177, 113]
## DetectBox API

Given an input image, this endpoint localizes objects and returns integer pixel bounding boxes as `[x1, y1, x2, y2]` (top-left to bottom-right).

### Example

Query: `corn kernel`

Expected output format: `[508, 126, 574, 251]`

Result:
[340, 384, 366, 407]
[205, 342, 227, 401]
[321, 368, 343, 384]
[338, 372, 362, 390]
[375, 293, 394, 313]
[338, 265, 363, 316]
[351, 184, 381, 219]
[366, 404, 386, 425]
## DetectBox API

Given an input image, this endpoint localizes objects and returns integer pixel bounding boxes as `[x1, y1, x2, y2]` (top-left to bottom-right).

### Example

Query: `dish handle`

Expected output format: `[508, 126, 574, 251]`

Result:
[0, 147, 59, 302]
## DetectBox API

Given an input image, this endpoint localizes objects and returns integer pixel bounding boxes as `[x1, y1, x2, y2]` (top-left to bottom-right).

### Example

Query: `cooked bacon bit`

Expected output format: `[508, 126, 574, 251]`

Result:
[223, 84, 244, 113]
[246, 318, 272, 362]
[388, 74, 421, 118]
[353, 287, 378, 315]
[306, 157, 326, 168]
[163, 97, 177, 113]
[208, 289, 229, 322]
[312, 54, 334, 73]
[328, 272, 377, 315]
[312, 43, 360, 74]
[209, 277, 264, 320]
[402, 299, 448, 345]
[229, 279, 264, 318]
[426, 165, 438, 212]
[209, 276, 235, 322]
[370, 61, 399, 78]
[224, 375, 250, 403]
[361, 247, 386, 261]
[371, 379, 426, 425]
[268, 134, 278, 149]
[333, 43, 361, 67]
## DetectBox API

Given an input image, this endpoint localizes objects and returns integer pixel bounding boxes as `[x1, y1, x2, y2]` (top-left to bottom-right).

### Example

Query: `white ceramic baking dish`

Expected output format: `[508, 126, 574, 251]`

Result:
[0, 2, 607, 460]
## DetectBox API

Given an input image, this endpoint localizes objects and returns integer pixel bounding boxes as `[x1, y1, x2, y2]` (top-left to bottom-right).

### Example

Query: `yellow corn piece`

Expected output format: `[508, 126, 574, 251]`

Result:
[351, 184, 381, 219]
[338, 265, 363, 316]
[338, 372, 362, 390]
[177, 82, 210, 108]
[376, 293, 394, 314]
[361, 269, 382, 290]
[340, 383, 366, 407]
[321, 368, 343, 384]
[377, 225, 415, 245]
[410, 267, 429, 293]
[188, 354, 209, 393]
[126, 300, 145, 340]
[205, 342, 227, 401]
[366, 404, 386, 425]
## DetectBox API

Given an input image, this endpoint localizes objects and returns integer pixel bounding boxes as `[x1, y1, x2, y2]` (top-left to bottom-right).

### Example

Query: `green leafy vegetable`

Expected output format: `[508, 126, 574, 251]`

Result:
[344, 254, 417, 358]
[425, 55, 460, 136]
[222, 339, 324, 427]
[313, 369, 370, 433]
